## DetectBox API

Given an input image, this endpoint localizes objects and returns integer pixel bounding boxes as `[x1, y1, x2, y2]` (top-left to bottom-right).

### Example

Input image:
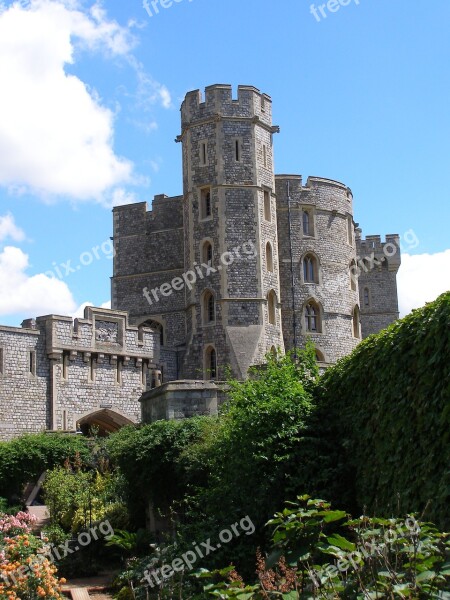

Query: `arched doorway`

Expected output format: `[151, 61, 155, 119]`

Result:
[76, 409, 136, 437]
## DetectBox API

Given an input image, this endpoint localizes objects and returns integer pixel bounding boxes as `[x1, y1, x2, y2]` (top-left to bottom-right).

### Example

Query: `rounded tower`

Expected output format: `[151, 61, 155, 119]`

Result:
[275, 175, 360, 364]
[178, 84, 285, 379]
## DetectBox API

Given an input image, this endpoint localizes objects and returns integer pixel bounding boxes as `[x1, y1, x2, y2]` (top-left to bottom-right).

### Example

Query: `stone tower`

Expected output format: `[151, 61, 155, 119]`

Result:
[275, 176, 361, 364]
[356, 232, 401, 338]
[178, 84, 284, 379]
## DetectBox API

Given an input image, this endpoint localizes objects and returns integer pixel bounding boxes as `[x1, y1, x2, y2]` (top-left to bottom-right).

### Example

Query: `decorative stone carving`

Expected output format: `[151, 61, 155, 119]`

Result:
[95, 321, 118, 343]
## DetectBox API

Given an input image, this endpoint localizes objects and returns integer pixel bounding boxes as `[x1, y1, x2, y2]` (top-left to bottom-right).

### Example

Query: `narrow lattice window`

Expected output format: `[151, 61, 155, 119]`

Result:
[201, 188, 212, 219]
[203, 291, 215, 324]
[264, 191, 271, 221]
[200, 142, 207, 166]
[267, 291, 277, 325]
[266, 242, 274, 272]
[353, 306, 361, 338]
[303, 211, 310, 236]
[206, 347, 217, 380]
[29, 351, 36, 376]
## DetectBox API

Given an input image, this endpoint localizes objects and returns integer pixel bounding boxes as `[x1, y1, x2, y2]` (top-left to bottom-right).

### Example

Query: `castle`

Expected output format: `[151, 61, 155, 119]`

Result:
[0, 84, 401, 440]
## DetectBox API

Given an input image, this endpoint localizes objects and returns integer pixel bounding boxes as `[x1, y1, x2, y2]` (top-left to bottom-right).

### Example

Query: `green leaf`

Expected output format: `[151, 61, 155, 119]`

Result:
[326, 533, 356, 551]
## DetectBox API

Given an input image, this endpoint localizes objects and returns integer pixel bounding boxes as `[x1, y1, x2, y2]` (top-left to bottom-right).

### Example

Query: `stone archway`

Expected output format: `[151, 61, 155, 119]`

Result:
[76, 408, 136, 437]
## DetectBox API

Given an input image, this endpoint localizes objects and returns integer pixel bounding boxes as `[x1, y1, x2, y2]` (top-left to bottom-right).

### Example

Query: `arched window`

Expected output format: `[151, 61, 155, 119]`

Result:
[363, 287, 370, 307]
[143, 320, 164, 347]
[201, 187, 212, 219]
[264, 190, 271, 221]
[353, 305, 361, 338]
[267, 290, 277, 325]
[350, 260, 357, 291]
[205, 346, 217, 380]
[202, 241, 213, 265]
[303, 210, 310, 236]
[303, 254, 318, 283]
[203, 290, 215, 324]
[304, 301, 322, 333]
[266, 242, 274, 272]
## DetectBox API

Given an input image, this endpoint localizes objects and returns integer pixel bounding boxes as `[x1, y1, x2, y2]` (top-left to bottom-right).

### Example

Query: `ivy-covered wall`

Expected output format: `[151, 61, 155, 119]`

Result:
[314, 292, 450, 529]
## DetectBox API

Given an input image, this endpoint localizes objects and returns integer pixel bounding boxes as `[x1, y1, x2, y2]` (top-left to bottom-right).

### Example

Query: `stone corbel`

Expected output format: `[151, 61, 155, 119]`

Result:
[69, 350, 77, 361]
[110, 355, 118, 365]
[83, 352, 91, 363]
[135, 357, 143, 367]
[123, 356, 131, 365]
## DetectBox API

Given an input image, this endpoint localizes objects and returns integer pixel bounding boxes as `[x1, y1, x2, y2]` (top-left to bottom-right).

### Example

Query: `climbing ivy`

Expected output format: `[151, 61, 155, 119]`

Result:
[313, 292, 450, 528]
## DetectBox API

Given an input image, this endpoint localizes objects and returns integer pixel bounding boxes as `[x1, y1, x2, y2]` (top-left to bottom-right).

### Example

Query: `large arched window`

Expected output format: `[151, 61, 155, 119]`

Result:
[304, 301, 322, 333]
[266, 242, 274, 272]
[303, 254, 319, 283]
[202, 241, 213, 265]
[203, 290, 216, 324]
[205, 346, 217, 380]
[353, 305, 361, 338]
[267, 290, 277, 325]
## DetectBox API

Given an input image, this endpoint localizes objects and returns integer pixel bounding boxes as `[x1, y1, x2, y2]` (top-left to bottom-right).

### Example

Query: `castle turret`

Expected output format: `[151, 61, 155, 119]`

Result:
[275, 175, 361, 364]
[178, 84, 284, 379]
[356, 232, 401, 337]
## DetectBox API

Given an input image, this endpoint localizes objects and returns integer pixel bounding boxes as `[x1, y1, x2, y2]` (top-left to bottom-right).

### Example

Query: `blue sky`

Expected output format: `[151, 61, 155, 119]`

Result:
[0, 0, 449, 326]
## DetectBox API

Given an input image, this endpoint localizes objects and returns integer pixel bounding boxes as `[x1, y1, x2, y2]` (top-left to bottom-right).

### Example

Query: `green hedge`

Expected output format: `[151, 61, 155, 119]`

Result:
[0, 433, 91, 501]
[314, 292, 450, 528]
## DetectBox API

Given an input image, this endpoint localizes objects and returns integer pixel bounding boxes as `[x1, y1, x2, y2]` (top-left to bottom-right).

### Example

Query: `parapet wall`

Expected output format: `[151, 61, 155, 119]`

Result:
[0, 307, 159, 440]
[181, 84, 273, 129]
[356, 233, 401, 271]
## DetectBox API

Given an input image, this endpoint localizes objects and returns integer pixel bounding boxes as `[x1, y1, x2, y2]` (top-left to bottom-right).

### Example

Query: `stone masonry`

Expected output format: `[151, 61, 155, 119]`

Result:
[0, 307, 158, 441]
[113, 84, 401, 388]
[0, 84, 401, 438]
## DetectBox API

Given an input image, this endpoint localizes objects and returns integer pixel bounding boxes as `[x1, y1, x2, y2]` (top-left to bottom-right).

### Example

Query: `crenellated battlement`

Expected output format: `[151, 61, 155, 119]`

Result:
[181, 84, 272, 128]
[356, 232, 401, 270]
[275, 174, 352, 196]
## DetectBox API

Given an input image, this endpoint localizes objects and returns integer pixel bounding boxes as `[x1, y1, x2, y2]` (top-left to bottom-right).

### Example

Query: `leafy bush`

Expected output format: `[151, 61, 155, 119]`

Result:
[43, 463, 129, 534]
[0, 433, 90, 502]
[197, 496, 450, 599]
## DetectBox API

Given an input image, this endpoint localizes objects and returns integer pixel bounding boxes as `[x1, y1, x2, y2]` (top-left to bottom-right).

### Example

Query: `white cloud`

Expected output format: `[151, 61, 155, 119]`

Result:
[0, 245, 77, 316]
[74, 300, 111, 319]
[108, 187, 139, 208]
[0, 0, 170, 203]
[397, 250, 450, 317]
[0, 213, 25, 242]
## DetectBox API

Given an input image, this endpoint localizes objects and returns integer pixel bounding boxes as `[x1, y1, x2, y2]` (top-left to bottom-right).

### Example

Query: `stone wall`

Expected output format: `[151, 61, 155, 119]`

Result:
[0, 323, 49, 440]
[0, 307, 158, 440]
[276, 175, 360, 364]
[356, 232, 401, 337]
